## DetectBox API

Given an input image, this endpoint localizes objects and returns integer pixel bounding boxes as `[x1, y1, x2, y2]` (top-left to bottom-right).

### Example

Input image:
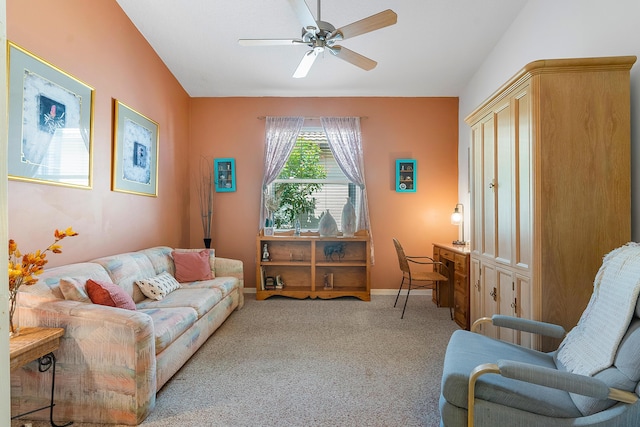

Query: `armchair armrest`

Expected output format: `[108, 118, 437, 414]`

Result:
[467, 360, 638, 427]
[471, 315, 566, 338]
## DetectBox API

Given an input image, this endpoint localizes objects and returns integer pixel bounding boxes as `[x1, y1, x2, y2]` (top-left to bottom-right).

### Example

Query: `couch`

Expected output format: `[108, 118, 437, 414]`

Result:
[10, 246, 244, 425]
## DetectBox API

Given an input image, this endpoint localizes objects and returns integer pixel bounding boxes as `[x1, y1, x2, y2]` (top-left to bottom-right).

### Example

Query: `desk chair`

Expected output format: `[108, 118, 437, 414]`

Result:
[393, 238, 449, 319]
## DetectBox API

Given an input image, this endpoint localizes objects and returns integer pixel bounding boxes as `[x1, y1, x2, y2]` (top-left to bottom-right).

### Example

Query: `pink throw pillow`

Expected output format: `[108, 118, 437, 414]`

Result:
[172, 249, 213, 282]
[86, 279, 136, 311]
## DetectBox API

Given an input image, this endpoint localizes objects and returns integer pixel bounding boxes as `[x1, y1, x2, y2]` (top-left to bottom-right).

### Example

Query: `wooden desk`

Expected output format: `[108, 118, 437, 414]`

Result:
[10, 327, 72, 426]
[433, 243, 471, 330]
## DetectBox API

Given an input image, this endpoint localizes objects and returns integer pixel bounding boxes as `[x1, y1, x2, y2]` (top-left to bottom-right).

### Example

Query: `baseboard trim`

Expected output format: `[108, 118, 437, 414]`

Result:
[243, 288, 432, 297]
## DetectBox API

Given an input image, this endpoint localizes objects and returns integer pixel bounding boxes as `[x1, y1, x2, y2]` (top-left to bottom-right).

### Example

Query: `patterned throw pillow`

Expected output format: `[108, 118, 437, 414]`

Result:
[135, 271, 181, 300]
[60, 277, 92, 303]
[172, 249, 213, 282]
[86, 279, 136, 310]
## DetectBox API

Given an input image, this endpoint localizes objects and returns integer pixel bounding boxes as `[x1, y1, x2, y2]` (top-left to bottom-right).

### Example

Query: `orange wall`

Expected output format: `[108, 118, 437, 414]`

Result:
[189, 98, 459, 290]
[7, 0, 191, 266]
[7, 1, 460, 290]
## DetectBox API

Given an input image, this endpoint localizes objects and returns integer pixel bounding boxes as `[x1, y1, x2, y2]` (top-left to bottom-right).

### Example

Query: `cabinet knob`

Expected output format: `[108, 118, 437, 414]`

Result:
[489, 182, 496, 189]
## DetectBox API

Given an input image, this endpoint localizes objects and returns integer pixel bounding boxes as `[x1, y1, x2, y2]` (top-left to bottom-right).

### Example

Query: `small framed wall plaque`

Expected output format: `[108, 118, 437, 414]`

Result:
[214, 158, 236, 192]
[396, 159, 416, 193]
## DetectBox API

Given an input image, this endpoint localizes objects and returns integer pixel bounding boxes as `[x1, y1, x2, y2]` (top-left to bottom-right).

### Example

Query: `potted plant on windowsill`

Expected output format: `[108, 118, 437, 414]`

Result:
[197, 157, 214, 248]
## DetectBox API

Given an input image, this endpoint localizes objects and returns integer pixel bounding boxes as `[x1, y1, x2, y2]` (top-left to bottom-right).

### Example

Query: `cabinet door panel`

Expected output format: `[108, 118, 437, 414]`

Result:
[481, 116, 496, 258]
[470, 126, 483, 255]
[495, 102, 513, 265]
[480, 262, 498, 339]
[470, 257, 482, 324]
[496, 266, 515, 343]
[515, 274, 533, 348]
[514, 87, 532, 270]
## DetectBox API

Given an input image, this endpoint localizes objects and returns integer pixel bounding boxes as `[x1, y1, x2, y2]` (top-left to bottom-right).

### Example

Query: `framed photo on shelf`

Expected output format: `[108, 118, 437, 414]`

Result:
[7, 42, 95, 188]
[112, 100, 159, 197]
[214, 158, 236, 192]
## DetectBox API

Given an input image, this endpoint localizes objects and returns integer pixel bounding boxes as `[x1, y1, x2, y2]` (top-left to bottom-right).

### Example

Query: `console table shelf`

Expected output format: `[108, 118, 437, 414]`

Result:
[256, 230, 371, 301]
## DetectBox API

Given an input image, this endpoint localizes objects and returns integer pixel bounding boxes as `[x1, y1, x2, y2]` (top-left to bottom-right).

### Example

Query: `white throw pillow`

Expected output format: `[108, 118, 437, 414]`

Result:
[135, 272, 181, 301]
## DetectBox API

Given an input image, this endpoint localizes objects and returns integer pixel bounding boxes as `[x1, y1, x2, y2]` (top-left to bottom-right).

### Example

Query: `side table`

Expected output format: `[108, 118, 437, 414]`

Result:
[10, 327, 72, 427]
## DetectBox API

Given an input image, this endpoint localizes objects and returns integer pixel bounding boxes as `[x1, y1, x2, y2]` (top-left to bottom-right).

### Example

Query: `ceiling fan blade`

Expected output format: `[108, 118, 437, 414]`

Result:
[329, 46, 377, 71]
[293, 49, 319, 78]
[288, 0, 319, 34]
[330, 9, 397, 40]
[239, 39, 305, 46]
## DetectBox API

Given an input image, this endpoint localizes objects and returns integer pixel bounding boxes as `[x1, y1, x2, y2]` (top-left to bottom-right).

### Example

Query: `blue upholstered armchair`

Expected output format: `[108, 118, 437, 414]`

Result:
[440, 243, 640, 426]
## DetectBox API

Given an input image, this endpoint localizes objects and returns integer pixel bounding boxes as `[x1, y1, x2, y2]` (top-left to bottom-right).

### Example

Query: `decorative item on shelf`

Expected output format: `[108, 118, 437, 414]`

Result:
[294, 217, 301, 236]
[341, 198, 356, 237]
[197, 156, 215, 248]
[323, 272, 334, 289]
[264, 191, 278, 236]
[451, 203, 466, 245]
[262, 243, 270, 262]
[8, 227, 79, 337]
[324, 243, 346, 262]
[275, 275, 284, 290]
[319, 210, 338, 237]
[265, 276, 276, 290]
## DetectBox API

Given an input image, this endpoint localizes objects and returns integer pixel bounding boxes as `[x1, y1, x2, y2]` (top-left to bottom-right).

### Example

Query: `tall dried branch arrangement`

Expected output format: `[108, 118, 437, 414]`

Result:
[197, 157, 215, 239]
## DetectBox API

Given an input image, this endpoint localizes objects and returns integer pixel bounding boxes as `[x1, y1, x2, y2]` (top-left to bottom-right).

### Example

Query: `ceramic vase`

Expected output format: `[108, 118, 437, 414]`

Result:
[319, 210, 338, 237]
[341, 198, 356, 237]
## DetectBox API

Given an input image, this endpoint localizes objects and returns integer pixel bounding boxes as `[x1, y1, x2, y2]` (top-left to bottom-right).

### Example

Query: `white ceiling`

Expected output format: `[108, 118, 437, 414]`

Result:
[115, 0, 528, 98]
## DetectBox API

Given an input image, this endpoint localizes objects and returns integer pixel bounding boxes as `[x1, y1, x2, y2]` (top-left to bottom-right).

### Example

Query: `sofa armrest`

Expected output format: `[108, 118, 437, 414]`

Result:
[15, 293, 157, 424]
[215, 257, 244, 288]
[471, 315, 566, 338]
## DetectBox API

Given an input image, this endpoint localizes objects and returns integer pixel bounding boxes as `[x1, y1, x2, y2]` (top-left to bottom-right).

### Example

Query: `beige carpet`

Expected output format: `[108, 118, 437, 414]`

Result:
[12, 294, 460, 427]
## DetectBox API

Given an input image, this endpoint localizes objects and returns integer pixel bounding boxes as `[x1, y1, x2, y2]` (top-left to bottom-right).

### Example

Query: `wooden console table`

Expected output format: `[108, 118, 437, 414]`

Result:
[10, 327, 72, 427]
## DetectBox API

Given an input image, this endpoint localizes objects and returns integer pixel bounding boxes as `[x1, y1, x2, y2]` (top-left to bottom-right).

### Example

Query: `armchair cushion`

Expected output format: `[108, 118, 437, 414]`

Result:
[442, 330, 582, 418]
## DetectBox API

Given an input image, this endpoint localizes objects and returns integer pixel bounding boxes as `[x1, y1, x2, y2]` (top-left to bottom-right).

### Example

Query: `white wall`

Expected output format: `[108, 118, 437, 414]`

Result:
[1, 0, 10, 423]
[458, 0, 640, 241]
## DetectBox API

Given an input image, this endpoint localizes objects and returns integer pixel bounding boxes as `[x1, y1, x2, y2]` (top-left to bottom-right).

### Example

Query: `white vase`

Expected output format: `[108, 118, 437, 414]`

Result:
[341, 198, 356, 237]
[319, 210, 338, 237]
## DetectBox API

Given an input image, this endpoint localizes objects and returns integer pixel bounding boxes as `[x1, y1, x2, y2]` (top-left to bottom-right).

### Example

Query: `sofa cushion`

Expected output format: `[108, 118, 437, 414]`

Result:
[441, 330, 581, 418]
[86, 279, 137, 310]
[135, 272, 181, 301]
[59, 277, 91, 303]
[92, 252, 158, 303]
[138, 307, 198, 354]
[181, 276, 238, 298]
[172, 250, 213, 282]
[136, 288, 223, 318]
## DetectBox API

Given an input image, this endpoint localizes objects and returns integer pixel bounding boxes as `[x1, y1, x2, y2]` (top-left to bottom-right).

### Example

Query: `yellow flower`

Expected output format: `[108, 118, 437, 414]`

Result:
[8, 228, 79, 293]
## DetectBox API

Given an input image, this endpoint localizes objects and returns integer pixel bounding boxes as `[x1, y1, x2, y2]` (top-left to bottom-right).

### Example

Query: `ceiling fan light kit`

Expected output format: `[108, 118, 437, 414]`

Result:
[239, 0, 397, 78]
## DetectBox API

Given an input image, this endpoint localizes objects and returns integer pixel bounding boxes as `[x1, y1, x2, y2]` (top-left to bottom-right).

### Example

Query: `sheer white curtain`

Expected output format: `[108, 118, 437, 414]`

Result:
[320, 117, 374, 263]
[259, 116, 304, 228]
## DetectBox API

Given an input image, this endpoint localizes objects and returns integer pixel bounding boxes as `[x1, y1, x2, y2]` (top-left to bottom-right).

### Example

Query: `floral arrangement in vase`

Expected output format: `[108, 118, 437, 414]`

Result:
[8, 227, 78, 336]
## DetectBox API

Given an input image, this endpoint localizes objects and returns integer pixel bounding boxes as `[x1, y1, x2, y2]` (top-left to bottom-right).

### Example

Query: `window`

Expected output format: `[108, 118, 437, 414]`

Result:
[268, 128, 358, 231]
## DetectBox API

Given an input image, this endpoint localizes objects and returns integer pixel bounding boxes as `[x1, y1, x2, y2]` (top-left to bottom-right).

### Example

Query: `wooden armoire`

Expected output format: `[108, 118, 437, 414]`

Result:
[466, 56, 636, 351]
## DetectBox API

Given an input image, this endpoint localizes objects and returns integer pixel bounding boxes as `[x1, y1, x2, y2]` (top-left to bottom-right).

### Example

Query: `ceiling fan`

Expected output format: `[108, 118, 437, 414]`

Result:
[238, 0, 397, 78]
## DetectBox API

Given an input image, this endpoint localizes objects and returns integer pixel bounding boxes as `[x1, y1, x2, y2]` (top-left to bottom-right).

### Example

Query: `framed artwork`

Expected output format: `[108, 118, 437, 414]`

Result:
[112, 100, 159, 197]
[7, 42, 94, 188]
[214, 158, 236, 192]
[396, 159, 416, 192]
